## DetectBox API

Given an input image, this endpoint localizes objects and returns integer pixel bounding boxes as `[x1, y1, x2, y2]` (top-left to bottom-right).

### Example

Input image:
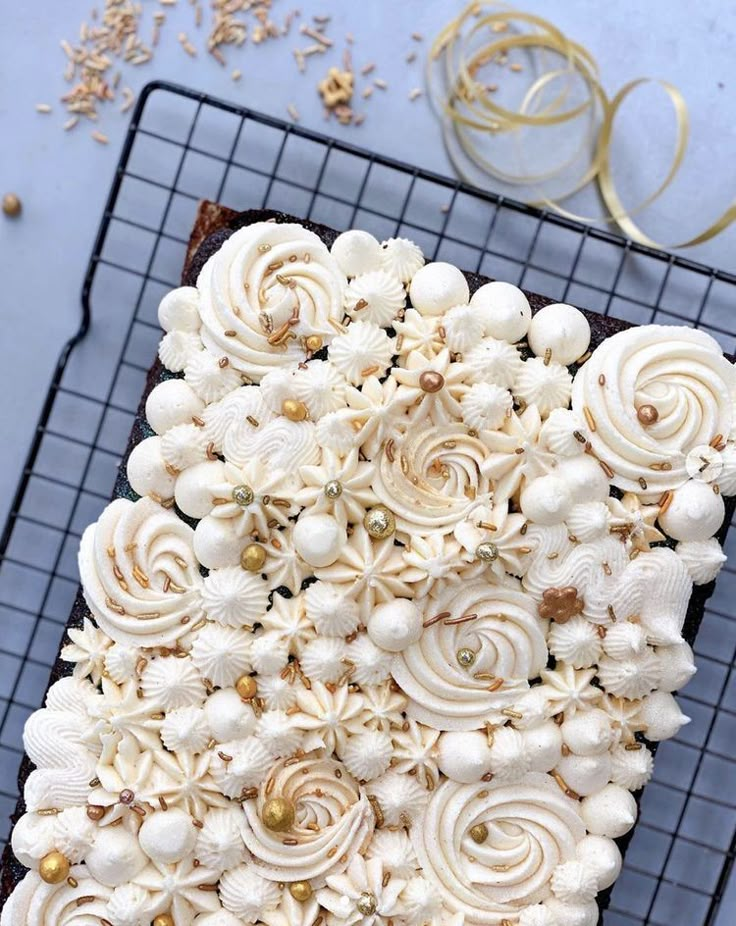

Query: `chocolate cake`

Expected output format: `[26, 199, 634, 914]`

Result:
[1, 204, 734, 926]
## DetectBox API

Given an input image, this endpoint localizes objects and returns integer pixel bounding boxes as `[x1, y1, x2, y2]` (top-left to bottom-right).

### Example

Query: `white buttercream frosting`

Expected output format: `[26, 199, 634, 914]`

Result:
[196, 222, 346, 381]
[79, 497, 204, 648]
[571, 325, 736, 498]
[8, 223, 736, 926]
[241, 754, 374, 884]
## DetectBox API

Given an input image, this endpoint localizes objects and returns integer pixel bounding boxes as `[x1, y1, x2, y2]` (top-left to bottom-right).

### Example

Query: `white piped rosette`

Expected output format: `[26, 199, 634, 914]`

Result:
[5, 219, 735, 926]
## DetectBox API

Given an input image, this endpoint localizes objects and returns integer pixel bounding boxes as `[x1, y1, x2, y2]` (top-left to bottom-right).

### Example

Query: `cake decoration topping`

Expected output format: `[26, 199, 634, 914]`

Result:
[6, 219, 735, 926]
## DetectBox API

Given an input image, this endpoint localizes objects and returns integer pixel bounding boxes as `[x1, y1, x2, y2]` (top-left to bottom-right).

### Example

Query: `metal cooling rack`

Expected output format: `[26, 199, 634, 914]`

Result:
[1, 79, 735, 925]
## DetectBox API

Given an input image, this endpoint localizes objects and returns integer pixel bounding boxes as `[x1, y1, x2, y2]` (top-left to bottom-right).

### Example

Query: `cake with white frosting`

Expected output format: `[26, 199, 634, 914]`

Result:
[2, 206, 734, 926]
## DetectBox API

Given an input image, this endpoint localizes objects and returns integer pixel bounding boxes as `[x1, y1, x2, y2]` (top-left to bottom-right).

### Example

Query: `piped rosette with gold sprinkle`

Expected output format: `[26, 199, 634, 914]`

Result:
[195, 222, 346, 381]
[392, 580, 548, 730]
[78, 497, 204, 648]
[240, 754, 374, 886]
[372, 424, 493, 537]
[572, 325, 736, 499]
[413, 773, 586, 925]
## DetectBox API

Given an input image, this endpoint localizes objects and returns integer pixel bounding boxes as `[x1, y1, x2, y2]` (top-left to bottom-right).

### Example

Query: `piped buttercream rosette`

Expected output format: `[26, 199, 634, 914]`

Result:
[372, 424, 493, 537]
[413, 773, 586, 925]
[78, 497, 203, 648]
[240, 754, 374, 885]
[0, 868, 111, 926]
[572, 325, 736, 498]
[196, 222, 346, 380]
[393, 581, 548, 730]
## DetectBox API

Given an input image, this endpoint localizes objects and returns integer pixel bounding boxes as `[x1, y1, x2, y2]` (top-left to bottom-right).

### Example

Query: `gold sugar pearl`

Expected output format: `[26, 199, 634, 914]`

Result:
[356, 892, 378, 916]
[262, 796, 296, 832]
[363, 505, 396, 540]
[241, 542, 266, 572]
[232, 484, 254, 507]
[456, 647, 476, 668]
[469, 823, 489, 844]
[637, 404, 659, 426]
[86, 804, 105, 821]
[152, 915, 175, 926]
[305, 334, 323, 352]
[39, 851, 70, 884]
[289, 880, 313, 902]
[418, 370, 445, 393]
[235, 675, 258, 701]
[476, 542, 499, 563]
[2, 193, 22, 217]
[282, 398, 308, 421]
[324, 479, 343, 500]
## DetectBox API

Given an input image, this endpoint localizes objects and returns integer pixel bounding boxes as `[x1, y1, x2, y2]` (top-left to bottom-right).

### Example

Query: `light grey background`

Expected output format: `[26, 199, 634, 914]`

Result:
[0, 3, 735, 922]
[2, 0, 736, 527]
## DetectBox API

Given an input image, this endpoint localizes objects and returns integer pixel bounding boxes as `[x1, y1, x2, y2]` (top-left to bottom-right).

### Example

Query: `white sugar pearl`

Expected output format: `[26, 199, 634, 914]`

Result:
[470, 281, 531, 343]
[139, 808, 197, 864]
[331, 229, 383, 278]
[158, 286, 201, 333]
[437, 730, 493, 783]
[409, 262, 469, 317]
[293, 513, 346, 567]
[520, 474, 573, 525]
[145, 379, 204, 434]
[126, 436, 176, 500]
[528, 303, 591, 364]
[367, 598, 423, 652]
[659, 479, 725, 542]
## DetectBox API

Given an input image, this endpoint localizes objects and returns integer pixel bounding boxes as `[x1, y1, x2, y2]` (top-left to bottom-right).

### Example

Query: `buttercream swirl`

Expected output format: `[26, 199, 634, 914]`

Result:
[393, 580, 548, 730]
[78, 497, 203, 647]
[372, 424, 493, 536]
[196, 222, 346, 381]
[571, 325, 736, 497]
[0, 868, 111, 926]
[412, 773, 585, 924]
[240, 754, 374, 884]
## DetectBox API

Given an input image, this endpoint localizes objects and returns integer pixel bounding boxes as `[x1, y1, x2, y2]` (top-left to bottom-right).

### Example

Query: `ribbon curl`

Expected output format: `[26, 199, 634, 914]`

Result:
[427, 2, 736, 249]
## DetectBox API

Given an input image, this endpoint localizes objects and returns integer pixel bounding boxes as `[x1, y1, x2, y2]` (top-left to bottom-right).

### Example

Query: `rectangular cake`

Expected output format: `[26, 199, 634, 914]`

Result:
[1, 204, 734, 926]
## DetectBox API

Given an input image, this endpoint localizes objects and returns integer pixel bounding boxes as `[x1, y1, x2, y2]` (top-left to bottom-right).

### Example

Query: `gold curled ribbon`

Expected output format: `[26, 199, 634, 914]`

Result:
[427, 1, 736, 250]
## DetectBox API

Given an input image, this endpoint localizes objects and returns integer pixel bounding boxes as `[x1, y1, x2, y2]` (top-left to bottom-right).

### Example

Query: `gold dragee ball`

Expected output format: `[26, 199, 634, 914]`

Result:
[86, 804, 105, 821]
[324, 479, 343, 500]
[2, 193, 22, 217]
[119, 789, 135, 805]
[637, 404, 659, 426]
[241, 542, 266, 572]
[289, 881, 313, 902]
[363, 505, 396, 540]
[456, 647, 476, 668]
[476, 541, 499, 563]
[356, 892, 378, 916]
[469, 823, 489, 844]
[305, 334, 323, 352]
[262, 796, 296, 832]
[39, 851, 70, 884]
[282, 398, 308, 422]
[418, 370, 445, 393]
[152, 915, 176, 926]
[235, 674, 258, 701]
[232, 484, 254, 507]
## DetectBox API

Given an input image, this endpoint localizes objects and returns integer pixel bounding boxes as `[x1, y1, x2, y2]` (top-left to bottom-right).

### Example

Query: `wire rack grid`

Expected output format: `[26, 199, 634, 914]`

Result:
[0, 80, 735, 926]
